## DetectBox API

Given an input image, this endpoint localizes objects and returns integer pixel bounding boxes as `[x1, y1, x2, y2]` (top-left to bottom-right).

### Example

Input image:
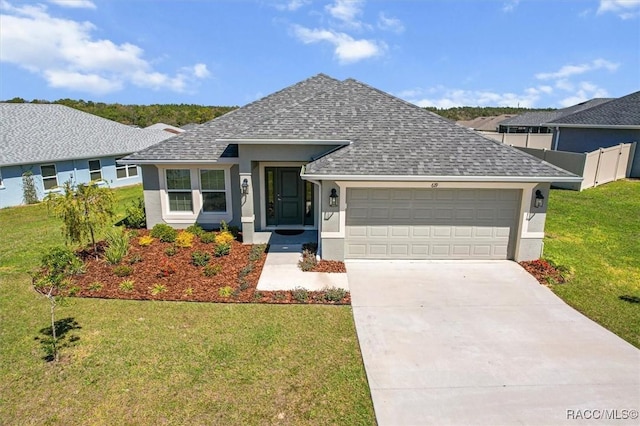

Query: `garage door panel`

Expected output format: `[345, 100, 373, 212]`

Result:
[345, 188, 519, 260]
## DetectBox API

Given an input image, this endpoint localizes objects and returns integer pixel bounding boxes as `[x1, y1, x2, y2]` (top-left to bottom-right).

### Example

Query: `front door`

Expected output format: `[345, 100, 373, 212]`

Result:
[265, 167, 314, 227]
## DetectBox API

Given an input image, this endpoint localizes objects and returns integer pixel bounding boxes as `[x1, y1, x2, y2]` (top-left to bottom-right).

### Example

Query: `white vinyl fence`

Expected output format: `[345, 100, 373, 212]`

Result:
[479, 132, 553, 149]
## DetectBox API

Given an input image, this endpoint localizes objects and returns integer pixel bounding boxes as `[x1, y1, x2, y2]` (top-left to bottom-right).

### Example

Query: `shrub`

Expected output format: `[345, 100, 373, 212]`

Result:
[104, 226, 130, 265]
[215, 231, 235, 246]
[123, 197, 146, 229]
[218, 286, 234, 298]
[176, 231, 195, 248]
[199, 232, 217, 244]
[119, 279, 135, 292]
[183, 287, 194, 296]
[39, 246, 85, 277]
[324, 287, 347, 302]
[186, 223, 205, 237]
[213, 242, 231, 257]
[158, 261, 176, 277]
[302, 242, 318, 254]
[249, 244, 267, 262]
[128, 253, 143, 264]
[292, 287, 309, 303]
[191, 250, 211, 267]
[150, 223, 177, 243]
[164, 245, 178, 257]
[88, 282, 103, 292]
[298, 249, 317, 271]
[22, 171, 38, 204]
[273, 291, 287, 301]
[138, 235, 155, 246]
[113, 265, 133, 277]
[228, 225, 241, 239]
[204, 264, 222, 277]
[149, 284, 167, 295]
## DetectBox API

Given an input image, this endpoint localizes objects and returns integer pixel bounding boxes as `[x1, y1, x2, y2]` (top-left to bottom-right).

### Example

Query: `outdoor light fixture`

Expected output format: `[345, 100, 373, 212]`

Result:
[329, 188, 338, 207]
[534, 190, 545, 208]
[241, 178, 249, 195]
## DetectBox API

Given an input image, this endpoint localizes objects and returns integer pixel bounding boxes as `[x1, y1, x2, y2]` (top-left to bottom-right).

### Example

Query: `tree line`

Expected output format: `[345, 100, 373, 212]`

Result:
[3, 97, 554, 126]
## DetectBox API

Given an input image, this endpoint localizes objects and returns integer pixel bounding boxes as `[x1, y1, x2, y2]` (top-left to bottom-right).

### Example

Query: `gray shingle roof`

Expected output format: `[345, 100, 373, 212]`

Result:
[0, 103, 174, 166]
[124, 74, 577, 180]
[499, 98, 613, 127]
[546, 91, 640, 126]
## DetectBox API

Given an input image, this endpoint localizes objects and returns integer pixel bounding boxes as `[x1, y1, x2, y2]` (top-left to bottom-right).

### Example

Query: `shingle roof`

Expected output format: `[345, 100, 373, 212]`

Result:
[546, 91, 640, 127]
[499, 98, 613, 127]
[457, 114, 516, 131]
[0, 103, 174, 166]
[124, 74, 577, 181]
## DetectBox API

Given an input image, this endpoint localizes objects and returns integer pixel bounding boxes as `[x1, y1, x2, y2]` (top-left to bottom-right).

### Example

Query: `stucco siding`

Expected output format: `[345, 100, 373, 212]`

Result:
[555, 128, 640, 177]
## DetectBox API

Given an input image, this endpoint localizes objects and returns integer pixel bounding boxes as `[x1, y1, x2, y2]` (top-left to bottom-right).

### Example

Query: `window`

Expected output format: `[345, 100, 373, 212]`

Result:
[200, 170, 226, 212]
[0, 168, 3, 188]
[41, 164, 58, 190]
[116, 158, 138, 179]
[166, 169, 192, 212]
[88, 159, 102, 181]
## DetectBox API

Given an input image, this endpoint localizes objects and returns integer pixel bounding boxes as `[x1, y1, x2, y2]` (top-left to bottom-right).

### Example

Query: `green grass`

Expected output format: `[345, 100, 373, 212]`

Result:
[544, 179, 640, 348]
[0, 185, 375, 425]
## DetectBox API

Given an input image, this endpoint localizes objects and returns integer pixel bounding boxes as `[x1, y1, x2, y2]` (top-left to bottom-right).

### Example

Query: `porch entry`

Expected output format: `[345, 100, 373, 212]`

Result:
[265, 167, 314, 227]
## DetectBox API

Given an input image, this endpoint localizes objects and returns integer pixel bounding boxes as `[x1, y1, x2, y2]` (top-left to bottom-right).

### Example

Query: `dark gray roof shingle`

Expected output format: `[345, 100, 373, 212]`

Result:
[546, 91, 640, 126]
[124, 74, 577, 180]
[0, 103, 174, 166]
[499, 98, 613, 127]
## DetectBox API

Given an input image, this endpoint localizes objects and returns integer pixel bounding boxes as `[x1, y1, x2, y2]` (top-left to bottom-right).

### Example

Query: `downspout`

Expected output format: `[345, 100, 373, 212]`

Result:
[553, 127, 561, 151]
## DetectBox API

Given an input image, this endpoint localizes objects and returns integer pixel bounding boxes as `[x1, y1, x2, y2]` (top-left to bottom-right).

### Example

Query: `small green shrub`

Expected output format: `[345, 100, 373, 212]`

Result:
[204, 263, 222, 277]
[215, 231, 234, 246]
[292, 287, 309, 303]
[150, 284, 167, 295]
[138, 235, 155, 246]
[104, 226, 130, 265]
[324, 287, 347, 302]
[254, 291, 263, 301]
[158, 261, 176, 277]
[183, 287, 194, 296]
[176, 231, 195, 248]
[191, 250, 211, 267]
[88, 282, 103, 292]
[249, 244, 267, 261]
[113, 264, 133, 277]
[218, 286, 234, 298]
[298, 249, 317, 271]
[186, 223, 205, 237]
[123, 197, 146, 229]
[128, 253, 143, 264]
[67, 286, 81, 297]
[164, 245, 178, 256]
[150, 223, 177, 243]
[273, 291, 287, 301]
[119, 279, 135, 292]
[199, 232, 217, 244]
[39, 246, 85, 277]
[213, 242, 231, 257]
[238, 279, 251, 291]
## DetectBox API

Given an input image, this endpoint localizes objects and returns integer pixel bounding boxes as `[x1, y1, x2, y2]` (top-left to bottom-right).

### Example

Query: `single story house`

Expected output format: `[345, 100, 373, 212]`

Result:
[122, 74, 580, 262]
[457, 114, 516, 132]
[0, 103, 174, 209]
[543, 91, 640, 177]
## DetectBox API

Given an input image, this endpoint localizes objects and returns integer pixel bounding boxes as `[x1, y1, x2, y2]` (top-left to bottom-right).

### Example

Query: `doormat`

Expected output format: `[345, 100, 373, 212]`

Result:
[274, 230, 305, 236]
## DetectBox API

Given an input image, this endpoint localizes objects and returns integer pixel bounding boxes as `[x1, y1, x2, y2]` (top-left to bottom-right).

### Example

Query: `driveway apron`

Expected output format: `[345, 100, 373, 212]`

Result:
[346, 260, 640, 426]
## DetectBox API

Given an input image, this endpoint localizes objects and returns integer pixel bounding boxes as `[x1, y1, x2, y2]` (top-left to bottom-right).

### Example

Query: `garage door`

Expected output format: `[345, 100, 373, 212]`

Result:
[345, 188, 520, 259]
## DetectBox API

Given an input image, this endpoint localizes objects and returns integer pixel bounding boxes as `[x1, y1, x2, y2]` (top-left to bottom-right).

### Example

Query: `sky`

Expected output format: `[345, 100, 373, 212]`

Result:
[0, 0, 639, 108]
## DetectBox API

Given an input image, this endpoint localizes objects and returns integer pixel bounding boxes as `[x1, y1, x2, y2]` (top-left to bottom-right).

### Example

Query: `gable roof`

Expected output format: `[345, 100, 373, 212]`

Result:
[0, 103, 174, 167]
[499, 98, 613, 127]
[544, 91, 640, 128]
[124, 74, 578, 182]
[457, 115, 516, 131]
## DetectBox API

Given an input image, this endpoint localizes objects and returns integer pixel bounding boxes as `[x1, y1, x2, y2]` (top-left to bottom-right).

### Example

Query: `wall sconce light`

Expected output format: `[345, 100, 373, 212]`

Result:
[241, 178, 249, 195]
[329, 188, 338, 207]
[534, 190, 544, 208]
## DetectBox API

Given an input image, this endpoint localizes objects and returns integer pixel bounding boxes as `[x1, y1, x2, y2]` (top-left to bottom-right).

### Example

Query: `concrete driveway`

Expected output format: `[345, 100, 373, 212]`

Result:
[346, 260, 640, 425]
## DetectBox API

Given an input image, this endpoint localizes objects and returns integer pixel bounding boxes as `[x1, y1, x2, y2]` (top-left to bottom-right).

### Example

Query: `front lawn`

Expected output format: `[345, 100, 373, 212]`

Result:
[544, 179, 640, 348]
[0, 185, 374, 425]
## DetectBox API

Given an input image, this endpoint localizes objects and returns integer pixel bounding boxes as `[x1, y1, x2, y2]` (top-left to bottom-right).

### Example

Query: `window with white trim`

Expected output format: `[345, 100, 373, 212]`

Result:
[88, 159, 102, 181]
[41, 164, 58, 190]
[166, 169, 192, 212]
[200, 169, 227, 212]
[116, 158, 138, 179]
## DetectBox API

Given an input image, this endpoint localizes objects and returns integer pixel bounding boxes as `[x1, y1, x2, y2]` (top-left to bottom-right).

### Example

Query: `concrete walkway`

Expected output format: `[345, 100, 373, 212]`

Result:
[346, 260, 640, 426]
[255, 230, 348, 291]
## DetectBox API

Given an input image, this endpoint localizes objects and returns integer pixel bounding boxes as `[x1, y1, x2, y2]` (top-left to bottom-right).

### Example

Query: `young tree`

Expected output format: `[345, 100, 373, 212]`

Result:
[45, 181, 116, 254]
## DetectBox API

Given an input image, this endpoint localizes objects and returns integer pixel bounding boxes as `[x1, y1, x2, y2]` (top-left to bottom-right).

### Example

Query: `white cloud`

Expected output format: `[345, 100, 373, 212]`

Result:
[325, 0, 364, 25]
[598, 0, 640, 19]
[401, 86, 545, 108]
[292, 25, 385, 63]
[377, 12, 404, 33]
[558, 82, 609, 107]
[502, 0, 520, 13]
[535, 58, 619, 80]
[0, 2, 209, 95]
[48, 0, 96, 9]
[274, 0, 310, 12]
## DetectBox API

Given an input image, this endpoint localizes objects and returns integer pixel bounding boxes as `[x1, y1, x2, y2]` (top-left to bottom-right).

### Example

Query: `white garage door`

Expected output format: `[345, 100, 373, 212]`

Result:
[345, 188, 520, 260]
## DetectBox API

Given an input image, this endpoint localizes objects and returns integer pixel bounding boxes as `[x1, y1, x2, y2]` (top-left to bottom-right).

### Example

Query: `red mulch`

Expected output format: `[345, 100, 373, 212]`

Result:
[68, 230, 350, 305]
[312, 260, 347, 273]
[519, 259, 567, 286]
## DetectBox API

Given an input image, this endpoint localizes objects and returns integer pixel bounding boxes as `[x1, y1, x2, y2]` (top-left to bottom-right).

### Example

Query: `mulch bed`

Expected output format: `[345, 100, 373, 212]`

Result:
[312, 260, 347, 273]
[69, 230, 350, 305]
[519, 259, 567, 286]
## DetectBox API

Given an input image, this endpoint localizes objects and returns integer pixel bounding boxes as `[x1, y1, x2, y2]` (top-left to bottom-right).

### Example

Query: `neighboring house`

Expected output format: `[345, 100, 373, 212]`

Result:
[121, 74, 579, 262]
[457, 114, 516, 132]
[145, 123, 186, 135]
[0, 103, 174, 209]
[543, 91, 640, 177]
[498, 98, 613, 133]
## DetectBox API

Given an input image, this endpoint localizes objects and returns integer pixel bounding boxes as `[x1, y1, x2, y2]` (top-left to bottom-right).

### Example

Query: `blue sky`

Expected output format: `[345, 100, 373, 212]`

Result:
[1, 0, 638, 108]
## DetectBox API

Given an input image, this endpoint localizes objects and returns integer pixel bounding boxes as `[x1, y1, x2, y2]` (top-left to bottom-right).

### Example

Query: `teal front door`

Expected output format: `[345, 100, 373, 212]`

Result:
[265, 167, 314, 227]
